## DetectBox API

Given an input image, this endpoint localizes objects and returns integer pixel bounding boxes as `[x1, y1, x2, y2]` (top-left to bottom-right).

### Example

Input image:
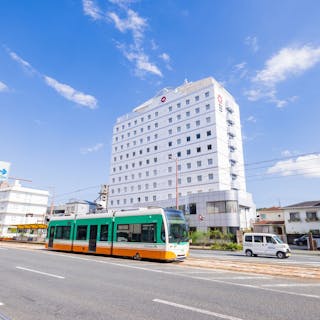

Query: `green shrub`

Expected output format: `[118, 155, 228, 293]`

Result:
[210, 242, 242, 251]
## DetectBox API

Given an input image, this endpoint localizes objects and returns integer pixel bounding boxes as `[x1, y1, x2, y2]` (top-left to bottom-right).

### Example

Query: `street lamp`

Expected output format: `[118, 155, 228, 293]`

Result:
[168, 155, 179, 210]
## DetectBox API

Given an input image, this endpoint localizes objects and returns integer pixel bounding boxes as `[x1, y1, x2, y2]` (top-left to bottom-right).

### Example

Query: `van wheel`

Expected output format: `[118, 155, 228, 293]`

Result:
[276, 251, 285, 259]
[133, 253, 141, 261]
[245, 250, 253, 257]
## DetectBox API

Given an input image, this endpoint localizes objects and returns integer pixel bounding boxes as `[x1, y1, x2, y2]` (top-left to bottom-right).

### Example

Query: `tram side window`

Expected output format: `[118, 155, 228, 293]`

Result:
[100, 225, 109, 241]
[141, 224, 155, 242]
[116, 223, 156, 243]
[76, 225, 88, 240]
[55, 226, 71, 240]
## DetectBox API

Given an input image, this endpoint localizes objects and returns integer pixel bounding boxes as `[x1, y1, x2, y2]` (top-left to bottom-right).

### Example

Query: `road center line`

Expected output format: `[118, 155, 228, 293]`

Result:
[153, 299, 244, 320]
[16, 266, 65, 279]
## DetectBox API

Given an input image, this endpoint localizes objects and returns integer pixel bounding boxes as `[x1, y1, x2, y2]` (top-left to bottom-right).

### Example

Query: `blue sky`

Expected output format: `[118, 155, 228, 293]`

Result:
[1, 0, 320, 207]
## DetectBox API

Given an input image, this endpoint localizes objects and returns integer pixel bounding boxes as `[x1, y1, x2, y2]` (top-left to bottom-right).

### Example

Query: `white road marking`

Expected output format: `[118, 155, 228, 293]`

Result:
[16, 266, 65, 279]
[153, 299, 244, 320]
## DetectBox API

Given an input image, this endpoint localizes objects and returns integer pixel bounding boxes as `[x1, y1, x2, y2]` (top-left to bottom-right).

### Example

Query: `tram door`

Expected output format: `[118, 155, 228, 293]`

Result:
[89, 225, 98, 252]
[48, 227, 55, 248]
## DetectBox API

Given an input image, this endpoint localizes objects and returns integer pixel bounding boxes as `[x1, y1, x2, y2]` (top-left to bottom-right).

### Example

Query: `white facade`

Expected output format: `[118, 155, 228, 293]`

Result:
[108, 77, 255, 232]
[0, 180, 49, 237]
[284, 201, 320, 235]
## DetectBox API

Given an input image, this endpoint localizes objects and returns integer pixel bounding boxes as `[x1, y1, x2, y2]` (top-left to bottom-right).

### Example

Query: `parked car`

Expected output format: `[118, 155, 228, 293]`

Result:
[293, 234, 320, 246]
[293, 234, 308, 246]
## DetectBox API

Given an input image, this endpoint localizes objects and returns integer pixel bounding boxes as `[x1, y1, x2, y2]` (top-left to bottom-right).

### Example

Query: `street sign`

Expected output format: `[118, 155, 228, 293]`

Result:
[0, 161, 10, 181]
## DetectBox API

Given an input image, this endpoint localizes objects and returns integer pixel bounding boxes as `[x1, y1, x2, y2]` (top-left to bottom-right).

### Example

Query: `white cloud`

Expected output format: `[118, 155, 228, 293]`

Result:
[245, 36, 259, 53]
[159, 53, 170, 62]
[233, 61, 248, 79]
[247, 116, 257, 123]
[7, 50, 36, 74]
[267, 154, 320, 178]
[44, 76, 98, 109]
[81, 143, 104, 154]
[82, 0, 102, 20]
[0, 81, 8, 92]
[108, 9, 147, 43]
[244, 45, 320, 107]
[254, 45, 320, 86]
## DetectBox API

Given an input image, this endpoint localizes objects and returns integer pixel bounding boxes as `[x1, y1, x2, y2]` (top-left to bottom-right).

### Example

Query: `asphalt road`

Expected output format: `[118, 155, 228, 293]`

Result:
[1, 246, 320, 320]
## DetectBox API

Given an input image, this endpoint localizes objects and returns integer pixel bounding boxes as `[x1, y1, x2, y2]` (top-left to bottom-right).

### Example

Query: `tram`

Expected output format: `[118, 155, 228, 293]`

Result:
[45, 207, 189, 261]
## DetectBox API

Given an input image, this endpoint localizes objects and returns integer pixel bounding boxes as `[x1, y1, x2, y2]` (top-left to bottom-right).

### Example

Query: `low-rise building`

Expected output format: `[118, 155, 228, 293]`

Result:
[0, 180, 49, 238]
[283, 201, 320, 243]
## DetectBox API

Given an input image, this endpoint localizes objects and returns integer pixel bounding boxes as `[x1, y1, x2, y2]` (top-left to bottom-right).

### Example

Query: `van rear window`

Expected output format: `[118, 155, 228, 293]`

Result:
[245, 235, 252, 242]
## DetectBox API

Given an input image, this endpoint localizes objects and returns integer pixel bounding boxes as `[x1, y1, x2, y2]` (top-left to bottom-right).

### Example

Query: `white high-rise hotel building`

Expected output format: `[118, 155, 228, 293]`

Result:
[109, 77, 255, 233]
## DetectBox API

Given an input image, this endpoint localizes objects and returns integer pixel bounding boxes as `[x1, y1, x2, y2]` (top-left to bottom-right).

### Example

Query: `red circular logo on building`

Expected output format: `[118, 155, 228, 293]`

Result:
[161, 96, 166, 103]
[217, 94, 223, 104]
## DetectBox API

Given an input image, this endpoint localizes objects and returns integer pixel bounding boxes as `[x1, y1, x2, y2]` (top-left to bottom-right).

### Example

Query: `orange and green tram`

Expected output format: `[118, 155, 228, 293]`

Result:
[46, 207, 189, 261]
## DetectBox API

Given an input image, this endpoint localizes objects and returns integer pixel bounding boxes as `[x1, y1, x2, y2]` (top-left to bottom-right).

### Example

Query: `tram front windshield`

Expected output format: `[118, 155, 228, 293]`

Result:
[165, 209, 189, 243]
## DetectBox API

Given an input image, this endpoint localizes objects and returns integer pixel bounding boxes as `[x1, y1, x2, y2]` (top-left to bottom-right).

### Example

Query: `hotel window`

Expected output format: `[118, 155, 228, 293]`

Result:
[148, 114, 151, 120]
[153, 169, 157, 175]
[146, 148, 150, 153]
[126, 153, 129, 158]
[117, 188, 120, 193]
[207, 144, 212, 150]
[154, 134, 158, 139]
[154, 158, 158, 163]
[196, 133, 201, 139]
[186, 123, 191, 129]
[168, 118, 173, 123]
[123, 199, 127, 205]
[140, 128, 144, 133]
[147, 136, 150, 142]
[134, 120, 137, 125]
[115, 137, 118, 142]
[131, 163, 135, 168]
[153, 195, 157, 201]
[197, 147, 201, 153]
[127, 132, 130, 137]
[131, 174, 135, 179]
[125, 164, 128, 169]
[118, 177, 121, 182]
[140, 138, 143, 144]
[133, 140, 137, 146]
[138, 185, 141, 190]
[177, 151, 181, 157]
[134, 130, 137, 135]
[186, 136, 191, 142]
[154, 145, 158, 151]
[207, 130, 212, 136]
[177, 103, 181, 108]
[168, 141, 172, 147]
[125, 176, 128, 181]
[208, 173, 213, 180]
[168, 180, 172, 186]
[195, 107, 200, 113]
[177, 114, 181, 120]
[186, 111, 190, 117]
[168, 167, 172, 173]
[206, 104, 210, 110]
[132, 151, 136, 156]
[113, 167, 116, 172]
[177, 139, 181, 145]
[178, 164, 181, 171]
[205, 91, 209, 97]
[169, 106, 172, 112]
[112, 178, 115, 183]
[187, 149, 191, 155]
[139, 161, 142, 166]
[208, 158, 213, 165]
[124, 186, 127, 192]
[197, 175, 202, 182]
[153, 182, 157, 188]
[187, 177, 192, 183]
[147, 125, 151, 131]
[155, 111, 158, 117]
[146, 171, 149, 177]
[197, 161, 202, 167]
[155, 123, 158, 128]
[186, 99, 190, 105]
[130, 198, 133, 203]
[141, 117, 144, 122]
[206, 117, 211, 123]
[168, 194, 172, 199]
[168, 129, 173, 135]
[117, 200, 120, 205]
[139, 150, 143, 155]
[116, 127, 119, 132]
[145, 196, 148, 202]
[195, 96, 199, 101]
[122, 125, 125, 129]
[115, 147, 118, 151]
[177, 127, 181, 132]
[178, 178, 181, 185]
[187, 163, 191, 169]
[196, 120, 200, 126]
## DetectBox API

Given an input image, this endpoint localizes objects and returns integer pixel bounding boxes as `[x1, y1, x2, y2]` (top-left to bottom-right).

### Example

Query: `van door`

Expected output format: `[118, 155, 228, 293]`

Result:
[253, 235, 264, 254]
[265, 235, 277, 255]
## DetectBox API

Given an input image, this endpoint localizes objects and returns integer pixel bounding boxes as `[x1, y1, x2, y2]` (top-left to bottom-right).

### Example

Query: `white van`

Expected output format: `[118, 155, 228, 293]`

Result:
[243, 233, 291, 259]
